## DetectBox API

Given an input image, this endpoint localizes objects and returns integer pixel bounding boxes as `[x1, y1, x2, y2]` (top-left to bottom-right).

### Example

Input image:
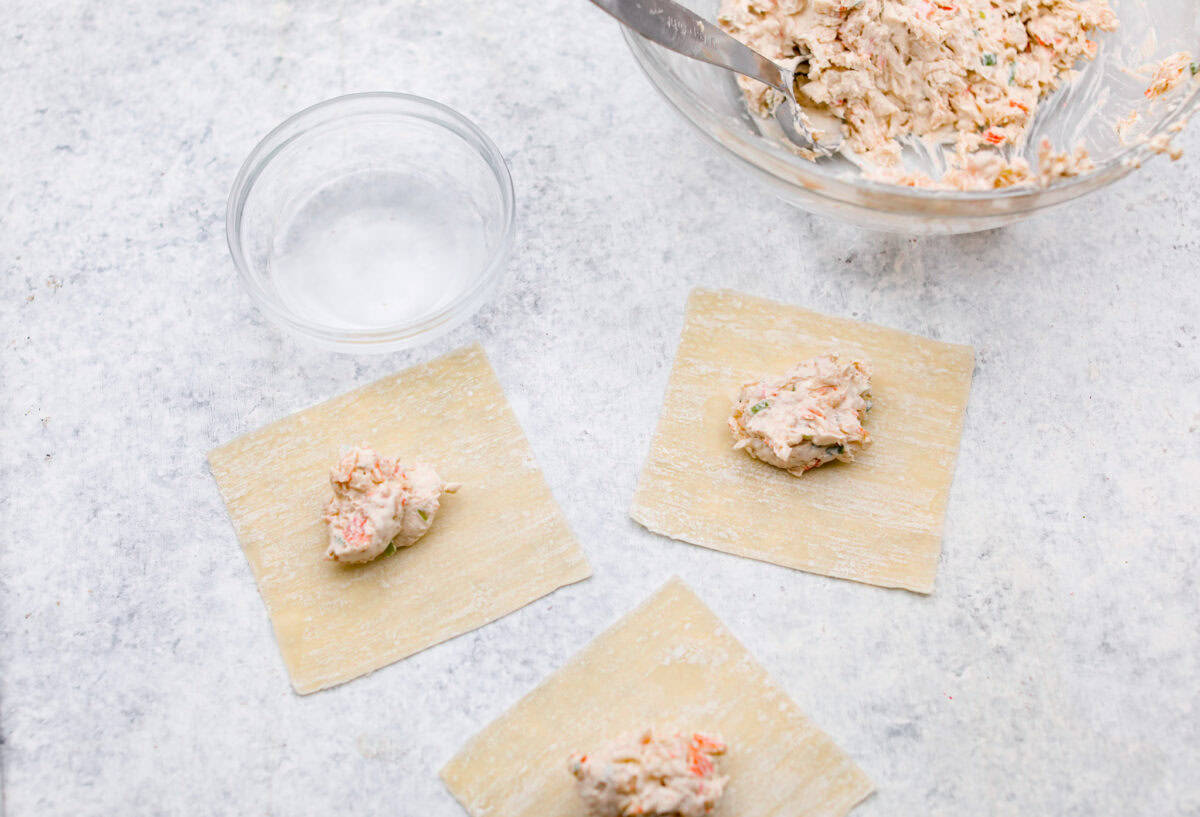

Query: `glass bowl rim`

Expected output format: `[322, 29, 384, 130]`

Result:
[225, 91, 516, 347]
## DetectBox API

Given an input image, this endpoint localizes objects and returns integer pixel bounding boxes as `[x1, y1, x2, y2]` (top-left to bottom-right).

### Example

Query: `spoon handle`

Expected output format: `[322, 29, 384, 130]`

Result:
[588, 0, 789, 94]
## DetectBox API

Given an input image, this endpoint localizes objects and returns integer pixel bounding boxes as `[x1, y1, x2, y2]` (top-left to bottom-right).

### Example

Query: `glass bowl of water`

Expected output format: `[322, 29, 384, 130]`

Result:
[226, 92, 514, 352]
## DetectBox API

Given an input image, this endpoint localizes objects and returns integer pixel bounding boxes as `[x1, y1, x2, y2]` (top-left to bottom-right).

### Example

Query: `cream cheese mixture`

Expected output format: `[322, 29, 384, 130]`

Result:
[718, 0, 1119, 189]
[1117, 52, 1198, 161]
[729, 354, 872, 476]
[323, 445, 459, 563]
[1145, 51, 1198, 100]
[568, 729, 728, 817]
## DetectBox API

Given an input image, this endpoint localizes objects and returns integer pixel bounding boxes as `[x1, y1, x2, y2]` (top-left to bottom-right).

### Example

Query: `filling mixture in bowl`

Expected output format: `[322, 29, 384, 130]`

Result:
[717, 0, 1194, 189]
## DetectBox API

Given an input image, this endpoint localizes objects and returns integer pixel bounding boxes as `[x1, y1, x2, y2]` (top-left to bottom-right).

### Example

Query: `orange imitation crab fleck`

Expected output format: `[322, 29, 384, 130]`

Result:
[686, 733, 725, 777]
[343, 514, 371, 546]
[687, 745, 713, 777]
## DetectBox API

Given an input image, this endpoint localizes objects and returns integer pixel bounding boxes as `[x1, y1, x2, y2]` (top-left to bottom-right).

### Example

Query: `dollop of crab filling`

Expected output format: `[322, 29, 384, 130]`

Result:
[567, 729, 728, 817]
[729, 354, 872, 476]
[322, 445, 459, 564]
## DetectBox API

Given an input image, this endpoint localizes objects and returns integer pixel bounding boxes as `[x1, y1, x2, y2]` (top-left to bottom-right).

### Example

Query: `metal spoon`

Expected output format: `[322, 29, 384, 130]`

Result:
[587, 0, 842, 155]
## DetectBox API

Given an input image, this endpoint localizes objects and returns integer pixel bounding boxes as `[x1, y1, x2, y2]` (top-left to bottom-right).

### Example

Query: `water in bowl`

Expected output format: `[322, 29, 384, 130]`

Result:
[268, 169, 488, 330]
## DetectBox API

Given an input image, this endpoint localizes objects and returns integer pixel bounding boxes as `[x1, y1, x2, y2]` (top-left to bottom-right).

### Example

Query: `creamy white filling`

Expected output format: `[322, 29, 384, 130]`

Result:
[729, 354, 872, 476]
[568, 729, 728, 817]
[322, 445, 459, 564]
[718, 0, 1119, 189]
[1144, 51, 1197, 100]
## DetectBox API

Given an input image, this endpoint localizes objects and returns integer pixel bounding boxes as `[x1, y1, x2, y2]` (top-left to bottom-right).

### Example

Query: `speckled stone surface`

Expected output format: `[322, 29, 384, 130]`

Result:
[2, 2, 1199, 816]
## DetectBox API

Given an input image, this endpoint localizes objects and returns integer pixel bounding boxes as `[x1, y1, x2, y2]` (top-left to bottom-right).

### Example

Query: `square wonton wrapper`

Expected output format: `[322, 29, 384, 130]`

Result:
[208, 344, 591, 694]
[441, 577, 873, 817]
[631, 289, 975, 594]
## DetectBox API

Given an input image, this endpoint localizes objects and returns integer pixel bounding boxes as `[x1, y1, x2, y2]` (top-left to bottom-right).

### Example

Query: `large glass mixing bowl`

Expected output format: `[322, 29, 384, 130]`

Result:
[623, 0, 1200, 234]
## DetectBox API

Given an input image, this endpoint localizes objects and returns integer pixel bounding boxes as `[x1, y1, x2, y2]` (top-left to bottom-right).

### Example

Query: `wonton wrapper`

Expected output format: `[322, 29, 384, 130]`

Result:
[208, 344, 591, 694]
[631, 289, 974, 593]
[441, 577, 873, 817]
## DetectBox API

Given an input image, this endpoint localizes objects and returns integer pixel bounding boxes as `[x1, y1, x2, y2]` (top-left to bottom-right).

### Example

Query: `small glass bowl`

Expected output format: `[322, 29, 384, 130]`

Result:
[226, 93, 515, 352]
[623, 0, 1200, 234]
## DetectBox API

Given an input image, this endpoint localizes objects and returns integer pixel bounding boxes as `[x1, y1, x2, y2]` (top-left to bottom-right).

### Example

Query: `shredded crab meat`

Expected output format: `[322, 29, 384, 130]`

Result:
[1112, 52, 1197, 158]
[864, 137, 1093, 189]
[322, 445, 459, 564]
[567, 729, 728, 817]
[1143, 51, 1198, 100]
[1034, 138, 1095, 184]
[717, 0, 1118, 189]
[1115, 110, 1141, 144]
[729, 353, 872, 476]
[1147, 132, 1184, 162]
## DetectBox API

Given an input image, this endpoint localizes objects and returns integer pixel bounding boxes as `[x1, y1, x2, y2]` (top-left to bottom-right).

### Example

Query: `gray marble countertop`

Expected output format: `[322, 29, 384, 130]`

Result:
[3, 2, 1198, 815]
